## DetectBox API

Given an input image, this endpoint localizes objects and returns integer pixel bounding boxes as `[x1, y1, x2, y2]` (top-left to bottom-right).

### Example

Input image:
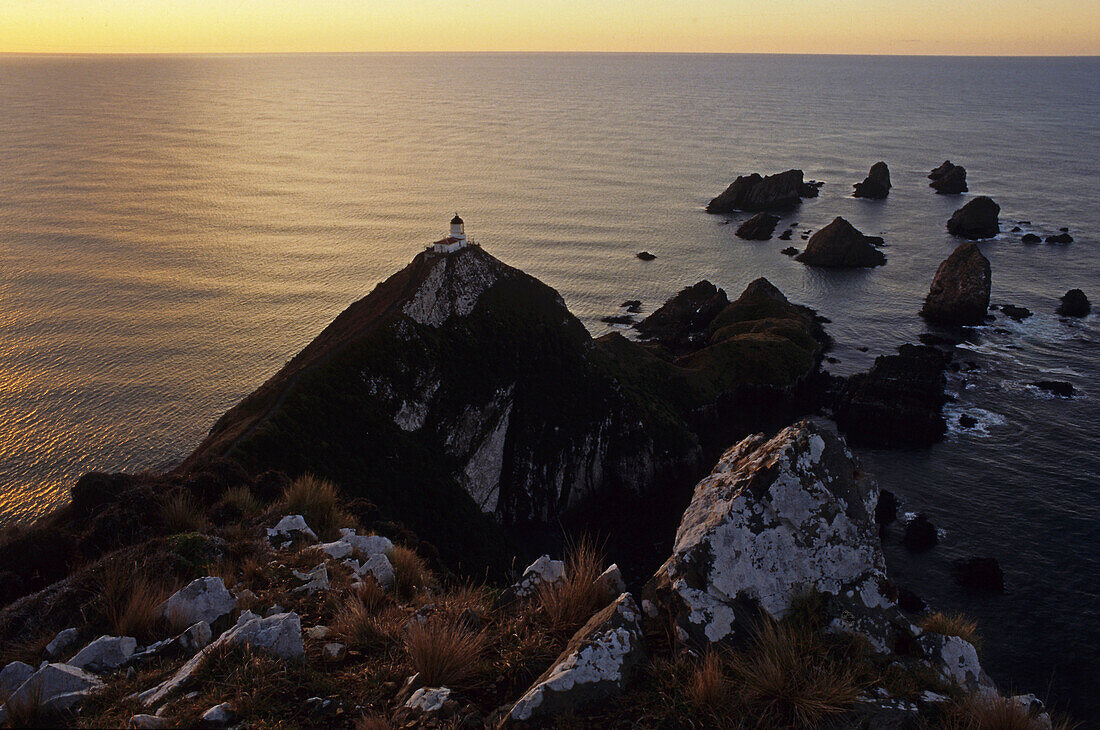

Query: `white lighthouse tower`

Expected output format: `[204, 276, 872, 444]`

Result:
[431, 214, 469, 254]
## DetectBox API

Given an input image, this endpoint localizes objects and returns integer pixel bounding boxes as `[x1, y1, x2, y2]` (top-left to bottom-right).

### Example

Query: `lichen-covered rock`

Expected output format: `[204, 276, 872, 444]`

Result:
[266, 515, 318, 548]
[4, 663, 104, 717]
[947, 196, 1000, 239]
[795, 217, 886, 268]
[918, 632, 995, 694]
[340, 531, 394, 557]
[501, 593, 645, 725]
[406, 686, 451, 713]
[131, 621, 212, 666]
[44, 627, 80, 659]
[292, 563, 330, 595]
[921, 243, 991, 326]
[0, 661, 34, 700]
[853, 161, 892, 199]
[136, 612, 302, 707]
[158, 577, 237, 629]
[644, 421, 905, 651]
[68, 634, 138, 674]
[495, 555, 566, 607]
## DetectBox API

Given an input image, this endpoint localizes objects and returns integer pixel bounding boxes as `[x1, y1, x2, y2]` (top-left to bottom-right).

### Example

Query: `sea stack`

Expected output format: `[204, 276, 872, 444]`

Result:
[921, 242, 991, 325]
[947, 196, 1000, 239]
[853, 161, 891, 199]
[929, 160, 968, 194]
[706, 169, 819, 214]
[794, 217, 886, 268]
[734, 212, 780, 240]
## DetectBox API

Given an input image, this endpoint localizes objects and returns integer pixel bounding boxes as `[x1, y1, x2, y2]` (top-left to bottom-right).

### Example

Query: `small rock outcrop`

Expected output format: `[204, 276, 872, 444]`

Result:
[952, 557, 1005, 593]
[68, 635, 138, 674]
[903, 514, 939, 553]
[0, 661, 34, 698]
[4, 663, 104, 717]
[266, 515, 318, 548]
[494, 555, 566, 607]
[1021, 233, 1042, 244]
[1031, 381, 1075, 398]
[158, 577, 237, 629]
[501, 593, 645, 724]
[44, 627, 80, 659]
[833, 345, 949, 448]
[853, 161, 891, 199]
[999, 304, 1032, 321]
[634, 281, 729, 353]
[735, 212, 780, 240]
[929, 161, 968, 194]
[706, 169, 819, 214]
[644, 421, 903, 651]
[947, 196, 1000, 239]
[795, 217, 886, 268]
[1045, 233, 1073, 244]
[1057, 289, 1090, 317]
[921, 243, 992, 326]
[636, 251, 656, 261]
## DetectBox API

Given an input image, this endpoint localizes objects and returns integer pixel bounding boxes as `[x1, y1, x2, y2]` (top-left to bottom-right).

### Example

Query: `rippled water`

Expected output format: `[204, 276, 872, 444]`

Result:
[0, 54, 1097, 718]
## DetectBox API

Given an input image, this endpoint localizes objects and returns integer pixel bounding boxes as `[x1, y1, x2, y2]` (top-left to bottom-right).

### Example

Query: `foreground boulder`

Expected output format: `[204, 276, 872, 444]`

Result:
[833, 345, 949, 448]
[634, 281, 728, 353]
[795, 217, 886, 268]
[929, 161, 968, 194]
[706, 169, 819, 214]
[158, 577, 237, 629]
[853, 161, 891, 199]
[1057, 289, 1090, 317]
[4, 663, 104, 718]
[501, 593, 645, 725]
[921, 243, 991, 326]
[735, 212, 780, 240]
[947, 196, 1000, 239]
[68, 635, 138, 674]
[644, 421, 903, 651]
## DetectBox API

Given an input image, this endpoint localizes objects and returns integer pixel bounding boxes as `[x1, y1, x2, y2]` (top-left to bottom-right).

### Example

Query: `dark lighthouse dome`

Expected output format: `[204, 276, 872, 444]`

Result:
[450, 214, 464, 225]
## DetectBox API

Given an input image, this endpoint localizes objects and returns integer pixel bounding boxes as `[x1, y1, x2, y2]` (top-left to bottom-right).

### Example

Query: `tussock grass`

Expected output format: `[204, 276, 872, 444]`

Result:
[920, 611, 982, 647]
[387, 545, 431, 599]
[352, 577, 390, 613]
[159, 492, 208, 534]
[940, 693, 1076, 730]
[687, 650, 730, 713]
[96, 561, 172, 640]
[215, 485, 262, 519]
[282, 474, 345, 538]
[537, 536, 607, 634]
[727, 615, 862, 728]
[333, 598, 404, 650]
[405, 614, 487, 687]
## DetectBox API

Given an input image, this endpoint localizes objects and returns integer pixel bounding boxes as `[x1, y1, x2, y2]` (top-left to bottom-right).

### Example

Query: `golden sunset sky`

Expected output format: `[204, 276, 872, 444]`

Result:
[2, 0, 1098, 55]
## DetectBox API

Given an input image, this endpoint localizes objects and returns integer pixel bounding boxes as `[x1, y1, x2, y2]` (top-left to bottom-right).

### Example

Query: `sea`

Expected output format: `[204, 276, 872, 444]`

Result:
[0, 53, 1097, 720]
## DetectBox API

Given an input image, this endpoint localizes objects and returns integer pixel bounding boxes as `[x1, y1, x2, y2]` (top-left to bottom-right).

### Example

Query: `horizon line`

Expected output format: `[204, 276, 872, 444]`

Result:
[1, 50, 1098, 58]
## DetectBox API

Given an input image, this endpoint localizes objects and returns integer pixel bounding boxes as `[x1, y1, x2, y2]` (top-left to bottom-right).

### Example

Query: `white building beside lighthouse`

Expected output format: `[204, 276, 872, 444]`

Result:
[431, 214, 469, 254]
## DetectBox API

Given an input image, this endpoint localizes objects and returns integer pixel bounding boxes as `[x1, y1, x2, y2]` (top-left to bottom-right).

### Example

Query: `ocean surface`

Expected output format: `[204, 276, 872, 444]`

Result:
[0, 54, 1097, 719]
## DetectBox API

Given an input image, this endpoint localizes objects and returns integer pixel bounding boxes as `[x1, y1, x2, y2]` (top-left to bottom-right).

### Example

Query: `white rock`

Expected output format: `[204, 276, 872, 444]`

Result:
[44, 627, 80, 659]
[405, 686, 451, 713]
[919, 632, 996, 694]
[135, 613, 303, 708]
[322, 642, 346, 662]
[595, 564, 627, 600]
[68, 635, 138, 674]
[313, 540, 354, 559]
[645, 422, 903, 650]
[5, 663, 104, 717]
[201, 701, 238, 726]
[344, 532, 394, 557]
[0, 661, 35, 700]
[158, 577, 237, 628]
[305, 625, 332, 640]
[292, 563, 330, 594]
[237, 609, 261, 625]
[128, 714, 168, 728]
[357, 553, 395, 589]
[499, 555, 566, 605]
[504, 593, 645, 724]
[266, 515, 318, 547]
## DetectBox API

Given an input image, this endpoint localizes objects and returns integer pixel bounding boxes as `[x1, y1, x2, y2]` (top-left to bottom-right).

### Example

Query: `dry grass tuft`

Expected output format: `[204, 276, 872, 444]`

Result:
[216, 484, 262, 518]
[920, 611, 982, 647]
[351, 577, 390, 613]
[387, 545, 431, 599]
[159, 492, 208, 534]
[333, 598, 404, 650]
[96, 561, 172, 640]
[354, 716, 393, 730]
[282, 474, 345, 538]
[687, 650, 730, 712]
[940, 693, 1074, 730]
[537, 536, 607, 634]
[727, 615, 862, 728]
[405, 614, 487, 687]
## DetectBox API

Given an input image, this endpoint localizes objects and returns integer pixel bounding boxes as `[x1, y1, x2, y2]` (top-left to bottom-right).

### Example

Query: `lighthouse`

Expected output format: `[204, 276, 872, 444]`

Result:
[431, 214, 469, 254]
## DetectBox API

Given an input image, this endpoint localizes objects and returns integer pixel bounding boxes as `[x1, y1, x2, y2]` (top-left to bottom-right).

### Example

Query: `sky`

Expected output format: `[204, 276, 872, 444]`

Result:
[2, 0, 1098, 56]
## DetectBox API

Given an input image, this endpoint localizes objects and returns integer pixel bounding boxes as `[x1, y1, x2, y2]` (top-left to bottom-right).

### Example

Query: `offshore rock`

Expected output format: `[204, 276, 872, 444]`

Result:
[929, 161, 968, 194]
[706, 169, 819, 213]
[501, 593, 644, 725]
[833, 345, 949, 448]
[635, 281, 729, 353]
[853, 161, 892, 199]
[735, 212, 780, 240]
[952, 557, 1005, 593]
[947, 196, 1000, 239]
[903, 514, 938, 553]
[644, 421, 904, 652]
[1056, 289, 1090, 317]
[795, 217, 886, 268]
[921, 243, 991, 326]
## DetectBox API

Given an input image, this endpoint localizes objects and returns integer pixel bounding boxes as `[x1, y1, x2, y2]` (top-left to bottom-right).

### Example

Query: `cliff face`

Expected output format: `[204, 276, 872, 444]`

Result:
[185, 247, 700, 550]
